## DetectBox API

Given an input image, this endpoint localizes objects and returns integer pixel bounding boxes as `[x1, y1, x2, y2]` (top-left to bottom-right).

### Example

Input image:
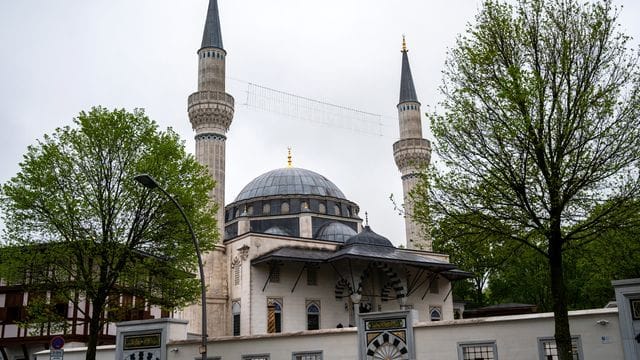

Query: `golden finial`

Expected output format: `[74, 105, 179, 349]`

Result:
[287, 147, 293, 168]
[402, 34, 407, 52]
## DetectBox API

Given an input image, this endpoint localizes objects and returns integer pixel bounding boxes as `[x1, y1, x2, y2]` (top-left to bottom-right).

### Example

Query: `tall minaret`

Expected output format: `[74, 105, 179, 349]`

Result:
[393, 37, 432, 250]
[187, 0, 233, 336]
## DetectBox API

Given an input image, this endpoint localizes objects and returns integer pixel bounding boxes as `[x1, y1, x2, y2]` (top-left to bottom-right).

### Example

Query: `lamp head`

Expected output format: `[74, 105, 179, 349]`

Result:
[134, 174, 159, 189]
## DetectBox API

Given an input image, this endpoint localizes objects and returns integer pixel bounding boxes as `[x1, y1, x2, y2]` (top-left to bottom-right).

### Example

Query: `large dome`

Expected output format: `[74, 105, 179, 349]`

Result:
[234, 167, 347, 202]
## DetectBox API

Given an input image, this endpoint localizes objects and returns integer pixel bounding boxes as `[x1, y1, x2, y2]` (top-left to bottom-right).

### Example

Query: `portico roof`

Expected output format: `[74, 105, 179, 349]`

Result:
[251, 244, 462, 273]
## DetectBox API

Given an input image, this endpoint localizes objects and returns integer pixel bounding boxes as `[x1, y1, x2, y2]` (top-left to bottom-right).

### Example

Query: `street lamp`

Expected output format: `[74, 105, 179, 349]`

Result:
[134, 174, 208, 360]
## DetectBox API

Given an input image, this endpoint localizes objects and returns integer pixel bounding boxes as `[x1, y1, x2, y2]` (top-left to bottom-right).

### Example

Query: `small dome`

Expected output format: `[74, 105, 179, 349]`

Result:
[345, 226, 394, 247]
[315, 222, 357, 243]
[234, 167, 347, 202]
[264, 226, 292, 236]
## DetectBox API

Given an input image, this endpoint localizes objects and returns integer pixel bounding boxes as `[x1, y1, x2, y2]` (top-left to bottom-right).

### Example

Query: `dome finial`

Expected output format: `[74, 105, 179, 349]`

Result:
[402, 34, 407, 52]
[365, 211, 369, 226]
[287, 147, 293, 168]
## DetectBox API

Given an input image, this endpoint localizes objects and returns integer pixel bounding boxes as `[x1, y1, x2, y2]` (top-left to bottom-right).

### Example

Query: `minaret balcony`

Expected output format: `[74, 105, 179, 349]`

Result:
[188, 90, 234, 108]
[393, 138, 431, 171]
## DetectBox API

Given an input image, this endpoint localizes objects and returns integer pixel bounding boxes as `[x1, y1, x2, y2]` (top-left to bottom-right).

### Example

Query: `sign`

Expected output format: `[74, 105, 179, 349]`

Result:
[123, 333, 162, 350]
[50, 349, 63, 360]
[51, 336, 65, 350]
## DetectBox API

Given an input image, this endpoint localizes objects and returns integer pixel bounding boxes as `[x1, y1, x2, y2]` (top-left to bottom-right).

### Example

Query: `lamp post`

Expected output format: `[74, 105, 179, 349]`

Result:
[134, 174, 208, 360]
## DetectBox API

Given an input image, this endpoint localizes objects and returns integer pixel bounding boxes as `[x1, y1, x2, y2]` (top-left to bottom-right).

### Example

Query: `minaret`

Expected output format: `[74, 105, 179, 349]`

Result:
[393, 37, 432, 250]
[187, 0, 233, 336]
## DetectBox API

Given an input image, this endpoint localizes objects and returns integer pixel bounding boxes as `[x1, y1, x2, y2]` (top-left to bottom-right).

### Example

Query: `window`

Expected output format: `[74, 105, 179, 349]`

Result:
[538, 336, 582, 360]
[269, 265, 280, 283]
[267, 298, 282, 333]
[263, 203, 271, 214]
[458, 341, 497, 360]
[232, 301, 241, 336]
[3, 292, 25, 323]
[334, 204, 341, 216]
[631, 298, 640, 320]
[292, 351, 322, 360]
[247, 205, 254, 216]
[301, 201, 309, 211]
[306, 301, 320, 330]
[318, 203, 326, 214]
[306, 267, 317, 286]
[242, 355, 270, 360]
[430, 306, 442, 321]
[281, 202, 290, 214]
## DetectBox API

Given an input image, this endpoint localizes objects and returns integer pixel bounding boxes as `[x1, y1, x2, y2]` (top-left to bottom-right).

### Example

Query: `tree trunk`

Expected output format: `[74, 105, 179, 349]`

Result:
[85, 297, 105, 360]
[548, 238, 573, 360]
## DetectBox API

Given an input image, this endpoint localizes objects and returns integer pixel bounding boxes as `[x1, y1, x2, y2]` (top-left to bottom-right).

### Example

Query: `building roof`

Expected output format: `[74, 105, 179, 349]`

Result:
[252, 243, 457, 272]
[399, 49, 418, 103]
[234, 167, 347, 202]
[315, 222, 358, 243]
[344, 226, 393, 247]
[201, 0, 224, 50]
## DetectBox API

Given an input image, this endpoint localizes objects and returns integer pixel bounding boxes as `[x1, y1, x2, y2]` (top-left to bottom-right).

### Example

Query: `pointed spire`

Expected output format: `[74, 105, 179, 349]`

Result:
[287, 147, 293, 168]
[201, 0, 224, 50]
[399, 36, 418, 103]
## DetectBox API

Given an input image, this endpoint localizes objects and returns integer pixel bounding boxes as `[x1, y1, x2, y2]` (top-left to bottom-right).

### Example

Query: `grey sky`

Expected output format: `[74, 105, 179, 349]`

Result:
[1, 1, 638, 246]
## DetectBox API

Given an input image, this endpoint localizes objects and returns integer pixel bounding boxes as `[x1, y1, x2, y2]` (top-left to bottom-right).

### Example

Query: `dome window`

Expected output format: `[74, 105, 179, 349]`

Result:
[281, 202, 290, 214]
[334, 204, 341, 216]
[247, 205, 254, 216]
[263, 203, 271, 215]
[318, 203, 326, 214]
[301, 201, 309, 211]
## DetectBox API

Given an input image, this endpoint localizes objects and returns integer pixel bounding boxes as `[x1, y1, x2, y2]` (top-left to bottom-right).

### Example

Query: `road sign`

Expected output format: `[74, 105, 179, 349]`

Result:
[51, 336, 65, 350]
[50, 349, 63, 360]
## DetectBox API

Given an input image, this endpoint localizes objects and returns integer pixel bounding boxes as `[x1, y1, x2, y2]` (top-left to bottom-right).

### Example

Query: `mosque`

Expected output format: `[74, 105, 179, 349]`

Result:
[4, 1, 638, 359]
[183, 0, 469, 339]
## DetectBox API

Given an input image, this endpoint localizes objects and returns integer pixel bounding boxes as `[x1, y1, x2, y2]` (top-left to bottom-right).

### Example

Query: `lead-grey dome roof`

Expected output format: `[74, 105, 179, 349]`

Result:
[315, 222, 357, 243]
[345, 226, 394, 247]
[234, 167, 347, 202]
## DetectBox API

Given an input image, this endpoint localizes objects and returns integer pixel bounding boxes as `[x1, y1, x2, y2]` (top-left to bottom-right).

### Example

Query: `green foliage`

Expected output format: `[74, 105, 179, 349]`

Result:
[0, 107, 216, 359]
[412, 1, 640, 358]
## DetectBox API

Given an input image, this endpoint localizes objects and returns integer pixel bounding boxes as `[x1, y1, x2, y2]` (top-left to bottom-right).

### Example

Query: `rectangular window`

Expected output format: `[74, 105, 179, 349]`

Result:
[242, 355, 270, 360]
[4, 292, 25, 323]
[269, 265, 280, 283]
[292, 351, 322, 360]
[267, 298, 282, 333]
[631, 298, 640, 320]
[538, 336, 582, 360]
[233, 313, 241, 336]
[458, 341, 497, 360]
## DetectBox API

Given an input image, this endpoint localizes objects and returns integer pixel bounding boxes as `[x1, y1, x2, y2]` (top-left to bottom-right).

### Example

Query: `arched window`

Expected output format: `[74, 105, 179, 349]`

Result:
[334, 204, 341, 216]
[281, 202, 290, 214]
[318, 203, 326, 214]
[301, 201, 309, 211]
[263, 203, 271, 215]
[232, 302, 241, 336]
[267, 298, 282, 333]
[430, 306, 442, 322]
[306, 302, 320, 330]
[247, 205, 254, 216]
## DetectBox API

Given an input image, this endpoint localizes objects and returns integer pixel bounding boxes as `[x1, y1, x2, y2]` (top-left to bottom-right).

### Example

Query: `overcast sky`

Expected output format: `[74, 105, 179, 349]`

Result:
[1, 1, 638, 246]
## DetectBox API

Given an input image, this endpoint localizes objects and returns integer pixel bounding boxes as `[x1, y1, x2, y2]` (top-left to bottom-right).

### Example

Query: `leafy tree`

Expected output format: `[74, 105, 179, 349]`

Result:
[0, 107, 217, 360]
[432, 213, 519, 307]
[412, 0, 640, 358]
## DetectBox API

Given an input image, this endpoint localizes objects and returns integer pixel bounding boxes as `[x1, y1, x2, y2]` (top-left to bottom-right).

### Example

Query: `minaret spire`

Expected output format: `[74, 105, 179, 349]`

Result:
[201, 0, 224, 50]
[392, 36, 432, 250]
